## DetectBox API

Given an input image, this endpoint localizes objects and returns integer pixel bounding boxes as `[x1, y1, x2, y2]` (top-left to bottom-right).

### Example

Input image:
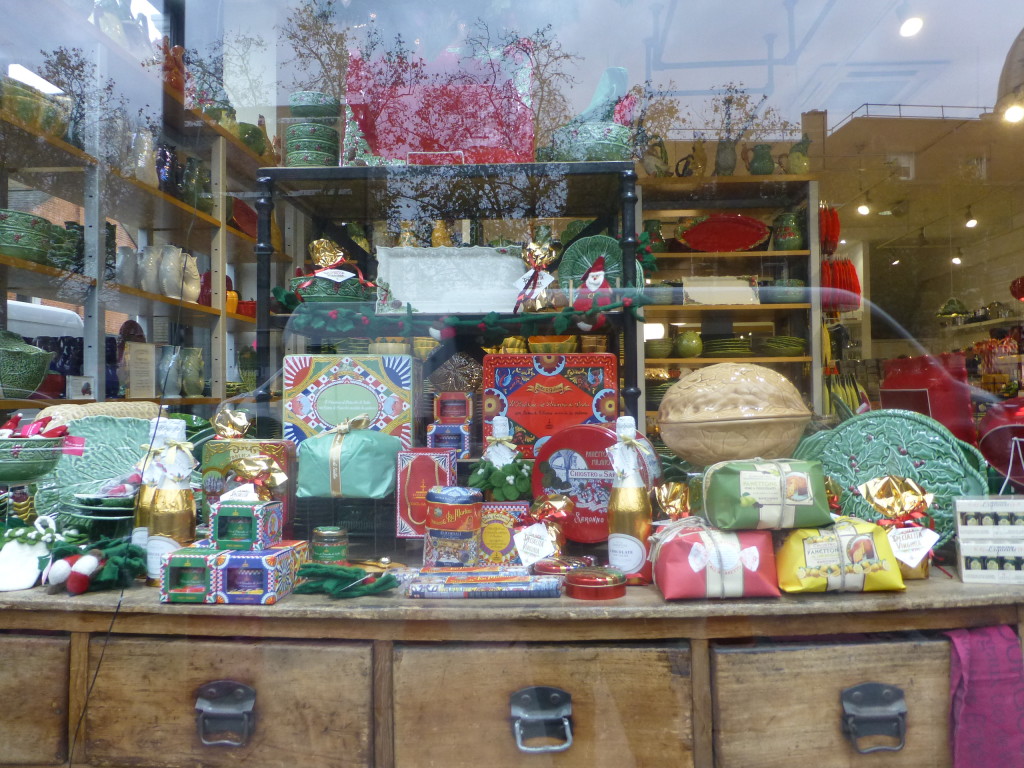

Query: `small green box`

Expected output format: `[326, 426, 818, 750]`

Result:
[209, 500, 283, 551]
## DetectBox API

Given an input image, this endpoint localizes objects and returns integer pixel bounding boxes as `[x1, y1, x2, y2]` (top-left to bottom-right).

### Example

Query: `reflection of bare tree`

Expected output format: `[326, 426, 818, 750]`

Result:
[461, 23, 579, 155]
[187, 31, 271, 115]
[280, 0, 350, 103]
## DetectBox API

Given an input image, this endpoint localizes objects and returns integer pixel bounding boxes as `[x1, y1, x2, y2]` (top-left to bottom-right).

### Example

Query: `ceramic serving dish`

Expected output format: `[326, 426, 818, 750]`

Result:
[0, 437, 64, 483]
[0, 209, 52, 232]
[287, 150, 339, 167]
[658, 363, 811, 466]
[285, 122, 339, 143]
[761, 278, 807, 303]
[677, 214, 770, 252]
[288, 91, 341, 117]
[286, 138, 338, 154]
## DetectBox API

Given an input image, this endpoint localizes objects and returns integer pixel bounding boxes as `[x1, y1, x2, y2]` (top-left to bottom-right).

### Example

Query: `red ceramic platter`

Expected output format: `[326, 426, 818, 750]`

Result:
[677, 214, 770, 252]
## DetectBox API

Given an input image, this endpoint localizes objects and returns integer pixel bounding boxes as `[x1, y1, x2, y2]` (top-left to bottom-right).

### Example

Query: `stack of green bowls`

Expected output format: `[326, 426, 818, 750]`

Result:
[286, 91, 341, 167]
[0, 208, 53, 263]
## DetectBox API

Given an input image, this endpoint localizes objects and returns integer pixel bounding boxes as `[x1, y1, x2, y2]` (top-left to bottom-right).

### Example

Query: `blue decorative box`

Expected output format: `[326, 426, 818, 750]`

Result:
[426, 422, 471, 459]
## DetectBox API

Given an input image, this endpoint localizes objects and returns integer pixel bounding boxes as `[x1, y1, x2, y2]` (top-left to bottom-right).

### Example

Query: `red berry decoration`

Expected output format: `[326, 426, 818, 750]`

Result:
[1011, 276, 1024, 302]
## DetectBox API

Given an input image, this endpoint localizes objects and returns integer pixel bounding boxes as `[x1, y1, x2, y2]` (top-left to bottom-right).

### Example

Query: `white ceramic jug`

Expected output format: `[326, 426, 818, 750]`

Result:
[114, 245, 138, 287]
[159, 244, 184, 298]
[138, 245, 163, 293]
[180, 252, 201, 303]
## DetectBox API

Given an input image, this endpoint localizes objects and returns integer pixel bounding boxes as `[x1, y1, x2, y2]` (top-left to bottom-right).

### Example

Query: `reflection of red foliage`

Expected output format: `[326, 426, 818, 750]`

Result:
[347, 51, 533, 164]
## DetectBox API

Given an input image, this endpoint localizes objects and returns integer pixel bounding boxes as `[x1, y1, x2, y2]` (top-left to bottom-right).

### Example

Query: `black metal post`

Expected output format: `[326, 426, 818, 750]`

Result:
[620, 168, 640, 419]
[255, 175, 274, 393]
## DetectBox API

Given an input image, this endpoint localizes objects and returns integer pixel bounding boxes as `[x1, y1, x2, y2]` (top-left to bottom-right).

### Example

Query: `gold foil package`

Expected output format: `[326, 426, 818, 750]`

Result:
[517, 494, 573, 555]
[211, 408, 253, 439]
[227, 455, 288, 501]
[858, 476, 934, 524]
[654, 482, 691, 521]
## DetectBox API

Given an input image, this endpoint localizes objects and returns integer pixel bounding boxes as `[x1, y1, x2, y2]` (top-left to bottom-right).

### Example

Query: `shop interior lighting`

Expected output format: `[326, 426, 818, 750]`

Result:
[965, 207, 978, 228]
[996, 28, 1024, 122]
[891, 258, 901, 266]
[952, 247, 964, 265]
[856, 193, 871, 216]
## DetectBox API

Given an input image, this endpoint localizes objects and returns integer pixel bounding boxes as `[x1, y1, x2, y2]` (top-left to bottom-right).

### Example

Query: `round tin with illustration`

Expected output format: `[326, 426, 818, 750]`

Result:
[531, 555, 593, 576]
[423, 486, 483, 567]
[564, 566, 627, 600]
[531, 424, 662, 543]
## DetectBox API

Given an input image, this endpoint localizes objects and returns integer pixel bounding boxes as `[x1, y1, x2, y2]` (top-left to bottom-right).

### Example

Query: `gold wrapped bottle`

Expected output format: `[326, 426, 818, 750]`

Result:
[606, 416, 653, 584]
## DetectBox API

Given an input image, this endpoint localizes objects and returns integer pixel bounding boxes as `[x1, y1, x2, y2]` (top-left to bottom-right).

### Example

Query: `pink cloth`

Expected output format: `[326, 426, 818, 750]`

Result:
[945, 625, 1024, 767]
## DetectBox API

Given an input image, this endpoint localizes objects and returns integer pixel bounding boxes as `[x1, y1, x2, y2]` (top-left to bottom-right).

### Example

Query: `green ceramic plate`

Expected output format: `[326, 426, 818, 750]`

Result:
[34, 416, 153, 518]
[557, 235, 644, 293]
[73, 492, 136, 508]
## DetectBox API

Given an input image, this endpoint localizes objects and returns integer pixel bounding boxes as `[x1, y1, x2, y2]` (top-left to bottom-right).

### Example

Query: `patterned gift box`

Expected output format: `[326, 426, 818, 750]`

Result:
[282, 354, 415, 448]
[426, 422, 471, 459]
[479, 501, 531, 565]
[482, 353, 618, 459]
[208, 500, 284, 551]
[159, 540, 309, 605]
[433, 392, 473, 424]
[395, 449, 458, 538]
[200, 439, 296, 534]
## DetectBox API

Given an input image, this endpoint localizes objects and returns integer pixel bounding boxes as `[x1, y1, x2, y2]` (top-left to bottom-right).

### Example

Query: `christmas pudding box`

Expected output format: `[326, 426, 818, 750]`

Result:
[200, 439, 296, 533]
[208, 499, 284, 551]
[395, 448, 458, 538]
[482, 353, 618, 459]
[159, 540, 309, 605]
[650, 521, 780, 599]
[282, 354, 416, 448]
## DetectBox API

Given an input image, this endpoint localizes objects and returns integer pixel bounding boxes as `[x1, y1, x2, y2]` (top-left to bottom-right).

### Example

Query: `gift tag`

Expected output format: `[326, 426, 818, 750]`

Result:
[887, 526, 940, 568]
[513, 522, 557, 567]
[514, 269, 554, 296]
[62, 436, 86, 456]
[222, 483, 260, 501]
[312, 269, 355, 284]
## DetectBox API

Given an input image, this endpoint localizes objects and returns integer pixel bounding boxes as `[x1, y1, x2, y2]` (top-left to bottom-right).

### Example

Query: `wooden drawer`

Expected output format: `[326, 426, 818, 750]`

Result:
[712, 637, 951, 768]
[82, 636, 372, 768]
[0, 633, 69, 765]
[393, 642, 693, 767]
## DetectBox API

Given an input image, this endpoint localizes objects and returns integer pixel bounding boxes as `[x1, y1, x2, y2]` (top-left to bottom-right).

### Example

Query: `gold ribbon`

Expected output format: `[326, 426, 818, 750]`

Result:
[485, 435, 517, 451]
[313, 415, 371, 497]
[140, 439, 195, 465]
[211, 408, 253, 439]
[621, 435, 651, 455]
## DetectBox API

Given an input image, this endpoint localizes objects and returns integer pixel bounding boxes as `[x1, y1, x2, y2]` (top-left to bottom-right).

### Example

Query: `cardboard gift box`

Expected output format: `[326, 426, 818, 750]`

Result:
[956, 497, 1024, 583]
[395, 449, 458, 538]
[200, 439, 296, 532]
[426, 422, 471, 459]
[434, 392, 473, 424]
[208, 499, 284, 551]
[650, 519, 780, 599]
[479, 501, 531, 566]
[482, 353, 618, 459]
[160, 540, 309, 605]
[282, 354, 415, 448]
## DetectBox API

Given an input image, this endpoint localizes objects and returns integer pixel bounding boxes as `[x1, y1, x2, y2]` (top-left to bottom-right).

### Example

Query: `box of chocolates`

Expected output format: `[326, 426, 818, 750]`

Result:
[208, 500, 284, 551]
[159, 540, 309, 604]
[955, 497, 1024, 583]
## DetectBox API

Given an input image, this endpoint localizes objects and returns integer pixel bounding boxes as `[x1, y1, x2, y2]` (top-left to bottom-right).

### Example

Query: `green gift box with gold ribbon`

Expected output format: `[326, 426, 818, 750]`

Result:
[296, 415, 402, 499]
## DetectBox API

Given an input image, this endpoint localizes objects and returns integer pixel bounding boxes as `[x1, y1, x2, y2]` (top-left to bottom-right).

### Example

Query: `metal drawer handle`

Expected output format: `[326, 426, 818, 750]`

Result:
[195, 680, 256, 747]
[510, 686, 573, 754]
[840, 682, 907, 754]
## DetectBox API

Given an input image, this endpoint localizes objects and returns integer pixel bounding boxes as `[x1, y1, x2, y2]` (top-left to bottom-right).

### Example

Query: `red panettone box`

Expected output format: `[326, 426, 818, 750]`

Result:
[482, 353, 618, 459]
[395, 449, 458, 538]
[650, 522, 780, 600]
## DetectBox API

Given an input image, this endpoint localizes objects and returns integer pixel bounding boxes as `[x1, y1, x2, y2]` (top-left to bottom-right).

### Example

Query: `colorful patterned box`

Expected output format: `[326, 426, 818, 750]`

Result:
[434, 392, 473, 423]
[200, 439, 296, 533]
[282, 354, 415, 448]
[479, 501, 530, 565]
[426, 422, 471, 459]
[482, 353, 618, 458]
[159, 540, 309, 605]
[396, 449, 458, 538]
[208, 500, 284, 551]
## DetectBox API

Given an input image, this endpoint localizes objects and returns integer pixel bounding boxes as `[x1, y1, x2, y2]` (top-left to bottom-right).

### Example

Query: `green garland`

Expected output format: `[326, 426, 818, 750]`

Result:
[282, 289, 651, 340]
[294, 563, 400, 598]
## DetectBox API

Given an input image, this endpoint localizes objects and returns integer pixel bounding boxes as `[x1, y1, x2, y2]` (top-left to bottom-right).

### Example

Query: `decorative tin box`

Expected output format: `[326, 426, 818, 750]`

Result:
[200, 439, 295, 531]
[208, 499, 284, 551]
[434, 392, 473, 424]
[423, 486, 483, 567]
[530, 424, 662, 543]
[482, 353, 618, 458]
[159, 540, 309, 604]
[479, 501, 531, 565]
[395, 449, 458, 538]
[426, 422, 471, 459]
[282, 354, 415, 448]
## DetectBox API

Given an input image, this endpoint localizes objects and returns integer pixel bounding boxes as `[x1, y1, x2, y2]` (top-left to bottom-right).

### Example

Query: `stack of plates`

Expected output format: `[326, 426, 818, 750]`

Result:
[58, 492, 136, 538]
[645, 380, 677, 411]
[701, 337, 752, 358]
[752, 335, 807, 357]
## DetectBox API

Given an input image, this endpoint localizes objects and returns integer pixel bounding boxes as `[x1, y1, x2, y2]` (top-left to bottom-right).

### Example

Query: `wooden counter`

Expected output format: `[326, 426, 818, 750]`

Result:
[0, 575, 1021, 768]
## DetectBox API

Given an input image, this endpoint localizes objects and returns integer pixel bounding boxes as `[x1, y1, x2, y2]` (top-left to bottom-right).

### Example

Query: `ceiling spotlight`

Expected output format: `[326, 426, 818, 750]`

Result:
[856, 192, 871, 215]
[952, 256, 962, 265]
[839, 239, 847, 244]
[891, 259, 901, 266]
[1006, 104, 1024, 123]
[965, 207, 978, 228]
[899, 16, 923, 37]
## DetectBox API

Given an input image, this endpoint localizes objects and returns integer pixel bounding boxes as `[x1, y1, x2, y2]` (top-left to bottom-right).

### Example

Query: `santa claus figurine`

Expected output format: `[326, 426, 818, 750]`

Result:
[573, 256, 614, 331]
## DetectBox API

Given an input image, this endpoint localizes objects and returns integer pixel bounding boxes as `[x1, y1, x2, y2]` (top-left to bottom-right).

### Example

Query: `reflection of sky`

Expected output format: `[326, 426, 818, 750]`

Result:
[243, 0, 1023, 130]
